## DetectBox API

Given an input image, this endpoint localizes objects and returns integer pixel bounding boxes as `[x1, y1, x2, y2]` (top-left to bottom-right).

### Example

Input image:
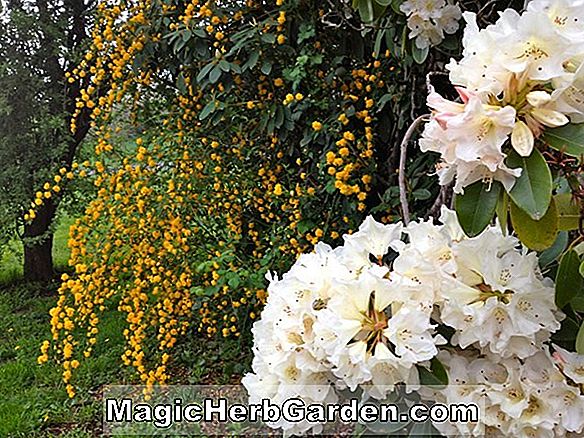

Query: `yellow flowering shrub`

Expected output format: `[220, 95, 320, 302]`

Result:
[37, 0, 440, 395]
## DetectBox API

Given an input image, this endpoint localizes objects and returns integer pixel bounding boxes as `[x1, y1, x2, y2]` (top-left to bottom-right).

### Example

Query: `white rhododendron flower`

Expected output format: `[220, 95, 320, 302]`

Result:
[243, 208, 583, 436]
[422, 0, 584, 193]
[432, 349, 584, 437]
[400, 0, 462, 49]
[552, 345, 584, 385]
[420, 86, 521, 193]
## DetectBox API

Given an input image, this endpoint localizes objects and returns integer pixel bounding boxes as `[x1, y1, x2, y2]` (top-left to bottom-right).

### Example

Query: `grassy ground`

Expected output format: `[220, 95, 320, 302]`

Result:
[0, 215, 251, 437]
[0, 215, 122, 436]
[0, 281, 124, 437]
[0, 214, 75, 284]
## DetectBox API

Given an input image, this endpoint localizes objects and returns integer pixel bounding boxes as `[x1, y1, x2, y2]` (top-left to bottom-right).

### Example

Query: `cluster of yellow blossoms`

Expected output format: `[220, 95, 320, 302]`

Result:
[37, 0, 400, 396]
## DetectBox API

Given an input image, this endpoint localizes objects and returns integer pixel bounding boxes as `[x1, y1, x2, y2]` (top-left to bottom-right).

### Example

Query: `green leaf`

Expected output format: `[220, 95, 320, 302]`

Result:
[555, 193, 581, 231]
[412, 188, 431, 200]
[373, 28, 384, 58]
[409, 421, 440, 437]
[296, 219, 316, 235]
[209, 65, 222, 84]
[411, 43, 429, 64]
[243, 51, 259, 71]
[552, 317, 581, 343]
[572, 295, 584, 312]
[358, 0, 375, 23]
[377, 93, 392, 112]
[496, 190, 509, 234]
[391, 0, 402, 13]
[176, 72, 186, 94]
[227, 276, 240, 288]
[555, 249, 584, 309]
[261, 33, 276, 44]
[261, 60, 273, 75]
[543, 123, 584, 159]
[418, 358, 448, 388]
[218, 60, 230, 72]
[507, 148, 553, 220]
[199, 101, 216, 120]
[374, 0, 391, 6]
[573, 260, 584, 312]
[429, 357, 448, 385]
[539, 231, 568, 268]
[577, 322, 584, 355]
[363, 398, 411, 434]
[196, 62, 215, 83]
[454, 181, 501, 237]
[510, 197, 558, 251]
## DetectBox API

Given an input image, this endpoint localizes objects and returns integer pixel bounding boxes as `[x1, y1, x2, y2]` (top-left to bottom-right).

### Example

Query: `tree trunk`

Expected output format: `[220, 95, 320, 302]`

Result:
[23, 201, 56, 282]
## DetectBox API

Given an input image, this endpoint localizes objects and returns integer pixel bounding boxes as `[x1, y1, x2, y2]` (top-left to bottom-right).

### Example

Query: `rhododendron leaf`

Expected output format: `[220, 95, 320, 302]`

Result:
[576, 322, 584, 355]
[418, 358, 448, 388]
[555, 193, 581, 231]
[539, 231, 568, 268]
[409, 421, 440, 436]
[510, 197, 558, 252]
[555, 250, 584, 309]
[572, 295, 584, 313]
[364, 399, 410, 434]
[496, 190, 509, 234]
[196, 62, 215, 83]
[430, 357, 448, 385]
[367, 416, 410, 434]
[390, 0, 401, 14]
[551, 316, 580, 344]
[571, 261, 584, 312]
[454, 180, 500, 237]
[543, 123, 584, 159]
[507, 148, 552, 221]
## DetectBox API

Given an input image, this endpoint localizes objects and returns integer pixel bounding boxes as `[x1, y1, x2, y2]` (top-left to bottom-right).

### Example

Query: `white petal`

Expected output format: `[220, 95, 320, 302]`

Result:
[511, 120, 534, 157]
[526, 91, 551, 108]
[531, 108, 569, 127]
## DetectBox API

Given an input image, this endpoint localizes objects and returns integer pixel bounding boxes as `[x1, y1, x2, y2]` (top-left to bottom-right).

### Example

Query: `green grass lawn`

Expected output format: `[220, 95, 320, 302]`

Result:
[0, 214, 75, 284]
[0, 215, 121, 437]
[0, 281, 125, 437]
[0, 213, 250, 437]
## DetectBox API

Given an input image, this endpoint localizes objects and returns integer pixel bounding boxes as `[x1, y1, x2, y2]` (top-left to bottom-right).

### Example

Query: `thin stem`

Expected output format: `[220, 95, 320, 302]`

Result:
[399, 114, 430, 225]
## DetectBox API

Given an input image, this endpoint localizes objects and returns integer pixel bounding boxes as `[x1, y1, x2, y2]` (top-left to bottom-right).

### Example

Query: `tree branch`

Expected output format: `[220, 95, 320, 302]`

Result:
[399, 114, 430, 225]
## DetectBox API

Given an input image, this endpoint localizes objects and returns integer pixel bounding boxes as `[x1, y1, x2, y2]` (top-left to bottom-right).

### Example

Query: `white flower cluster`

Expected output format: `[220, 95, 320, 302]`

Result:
[243, 208, 583, 436]
[400, 0, 462, 49]
[420, 0, 584, 193]
[432, 348, 584, 437]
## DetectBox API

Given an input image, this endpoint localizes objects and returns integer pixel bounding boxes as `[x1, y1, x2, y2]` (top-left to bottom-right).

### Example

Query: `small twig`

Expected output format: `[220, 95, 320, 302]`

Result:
[425, 182, 454, 220]
[399, 114, 430, 225]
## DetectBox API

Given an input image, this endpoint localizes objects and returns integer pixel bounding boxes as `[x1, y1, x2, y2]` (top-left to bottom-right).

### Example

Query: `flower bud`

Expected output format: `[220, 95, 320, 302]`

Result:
[511, 120, 534, 157]
[531, 108, 569, 127]
[526, 90, 552, 108]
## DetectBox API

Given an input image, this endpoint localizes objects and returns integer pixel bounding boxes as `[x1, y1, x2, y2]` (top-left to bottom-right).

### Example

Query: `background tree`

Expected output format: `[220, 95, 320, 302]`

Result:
[0, 0, 93, 281]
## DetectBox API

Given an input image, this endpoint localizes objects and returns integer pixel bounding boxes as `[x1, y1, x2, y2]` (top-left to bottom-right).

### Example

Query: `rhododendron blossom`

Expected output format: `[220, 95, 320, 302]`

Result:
[243, 209, 584, 436]
[400, 0, 462, 49]
[421, 0, 584, 193]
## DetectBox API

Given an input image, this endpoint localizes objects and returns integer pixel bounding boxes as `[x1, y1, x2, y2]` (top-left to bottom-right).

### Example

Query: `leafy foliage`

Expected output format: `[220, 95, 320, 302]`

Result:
[38, 0, 453, 395]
